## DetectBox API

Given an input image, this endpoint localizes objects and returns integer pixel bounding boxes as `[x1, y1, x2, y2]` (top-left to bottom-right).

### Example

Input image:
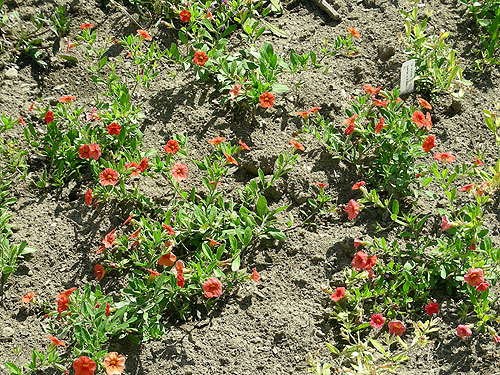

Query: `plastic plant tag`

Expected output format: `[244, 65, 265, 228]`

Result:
[400, 60, 416, 95]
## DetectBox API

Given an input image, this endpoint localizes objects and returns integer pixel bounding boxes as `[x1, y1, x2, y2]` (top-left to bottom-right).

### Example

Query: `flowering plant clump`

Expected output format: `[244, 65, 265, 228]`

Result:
[302, 86, 434, 195]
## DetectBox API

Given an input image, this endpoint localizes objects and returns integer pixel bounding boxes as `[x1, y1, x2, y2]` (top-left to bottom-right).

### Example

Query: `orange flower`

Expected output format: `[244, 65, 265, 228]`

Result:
[347, 27, 360, 38]
[172, 260, 185, 276]
[362, 85, 381, 96]
[434, 152, 455, 163]
[164, 139, 180, 154]
[202, 277, 223, 298]
[375, 117, 386, 134]
[250, 268, 260, 283]
[73, 356, 96, 375]
[239, 140, 250, 151]
[146, 268, 161, 278]
[128, 227, 141, 239]
[95, 264, 105, 281]
[28, 101, 35, 112]
[138, 158, 148, 173]
[343, 114, 357, 126]
[85, 188, 92, 207]
[259, 92, 275, 108]
[136, 29, 152, 41]
[351, 181, 366, 190]
[308, 106, 322, 113]
[206, 237, 222, 248]
[125, 161, 140, 177]
[99, 168, 119, 186]
[412, 111, 427, 127]
[289, 140, 305, 151]
[171, 163, 188, 183]
[418, 98, 432, 110]
[193, 50, 208, 66]
[102, 229, 116, 249]
[373, 98, 389, 107]
[47, 334, 66, 347]
[224, 152, 238, 165]
[45, 110, 54, 125]
[424, 112, 432, 131]
[122, 214, 133, 226]
[22, 292, 35, 303]
[208, 137, 226, 145]
[422, 135, 436, 153]
[162, 224, 175, 235]
[474, 157, 484, 166]
[58, 95, 76, 103]
[179, 9, 191, 22]
[296, 110, 312, 119]
[158, 252, 176, 267]
[345, 199, 360, 220]
[57, 287, 77, 299]
[104, 352, 125, 375]
[80, 23, 94, 30]
[57, 296, 70, 313]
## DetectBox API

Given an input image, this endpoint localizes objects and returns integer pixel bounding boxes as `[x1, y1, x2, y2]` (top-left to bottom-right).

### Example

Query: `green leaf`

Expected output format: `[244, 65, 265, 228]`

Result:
[392, 200, 399, 216]
[256, 195, 268, 218]
[268, 229, 286, 241]
[325, 342, 340, 355]
[231, 255, 240, 272]
[5, 362, 22, 374]
[369, 338, 387, 356]
[271, 83, 289, 93]
[57, 54, 78, 63]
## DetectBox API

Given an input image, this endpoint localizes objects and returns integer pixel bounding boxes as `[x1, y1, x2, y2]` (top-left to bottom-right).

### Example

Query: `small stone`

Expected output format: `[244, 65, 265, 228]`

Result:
[378, 45, 395, 60]
[315, 329, 326, 338]
[48, 97, 58, 106]
[2, 326, 15, 337]
[451, 99, 462, 113]
[4, 67, 18, 80]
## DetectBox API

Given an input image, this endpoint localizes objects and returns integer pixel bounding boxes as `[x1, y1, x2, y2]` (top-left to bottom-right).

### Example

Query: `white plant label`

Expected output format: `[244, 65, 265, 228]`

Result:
[400, 60, 416, 95]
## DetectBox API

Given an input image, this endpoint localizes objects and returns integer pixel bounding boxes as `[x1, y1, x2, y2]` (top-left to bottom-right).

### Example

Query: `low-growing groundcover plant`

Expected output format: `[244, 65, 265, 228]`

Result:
[306, 101, 500, 374]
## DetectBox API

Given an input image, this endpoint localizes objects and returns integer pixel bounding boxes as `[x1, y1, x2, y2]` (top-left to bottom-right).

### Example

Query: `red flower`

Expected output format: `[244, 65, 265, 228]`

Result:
[57, 287, 77, 299]
[146, 268, 161, 277]
[345, 199, 360, 220]
[45, 111, 54, 125]
[158, 252, 176, 267]
[494, 335, 500, 344]
[136, 29, 152, 40]
[373, 98, 389, 107]
[434, 152, 455, 163]
[206, 237, 222, 248]
[224, 153, 238, 166]
[80, 23, 95, 30]
[95, 264, 104, 281]
[457, 184, 475, 192]
[441, 215, 458, 231]
[330, 287, 346, 302]
[229, 83, 242, 100]
[370, 314, 385, 329]
[352, 251, 368, 270]
[347, 27, 360, 38]
[365, 255, 377, 270]
[138, 158, 148, 172]
[375, 117, 386, 134]
[79, 145, 90, 159]
[388, 321, 406, 336]
[343, 114, 357, 126]
[17, 115, 25, 127]
[73, 356, 96, 375]
[177, 273, 185, 288]
[353, 238, 363, 248]
[107, 122, 121, 135]
[102, 229, 116, 248]
[250, 268, 260, 283]
[88, 143, 102, 160]
[476, 282, 489, 291]
[22, 292, 35, 303]
[58, 95, 76, 103]
[345, 122, 355, 135]
[456, 325, 472, 339]
[464, 268, 484, 287]
[308, 106, 322, 113]
[193, 51, 208, 66]
[164, 139, 180, 154]
[208, 137, 226, 145]
[171, 163, 188, 182]
[424, 112, 432, 131]
[103, 352, 125, 375]
[425, 302, 439, 315]
[351, 181, 366, 190]
[179, 9, 191, 22]
[162, 224, 175, 236]
[125, 161, 140, 177]
[362, 85, 381, 96]
[474, 157, 484, 166]
[57, 296, 70, 313]
[296, 110, 312, 119]
[99, 168, 119, 186]
[316, 182, 328, 189]
[239, 140, 250, 151]
[122, 214, 133, 226]
[105, 302, 110, 316]
[289, 140, 305, 151]
[422, 135, 436, 153]
[47, 334, 66, 347]
[259, 92, 275, 108]
[28, 101, 35, 112]
[418, 98, 432, 110]
[172, 260, 185, 276]
[202, 277, 223, 298]
[412, 110, 427, 127]
[85, 188, 92, 207]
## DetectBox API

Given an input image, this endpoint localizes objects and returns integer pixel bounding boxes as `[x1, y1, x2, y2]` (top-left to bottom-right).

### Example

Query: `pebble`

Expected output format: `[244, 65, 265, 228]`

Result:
[4, 67, 18, 80]
[378, 45, 395, 60]
[2, 326, 14, 337]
